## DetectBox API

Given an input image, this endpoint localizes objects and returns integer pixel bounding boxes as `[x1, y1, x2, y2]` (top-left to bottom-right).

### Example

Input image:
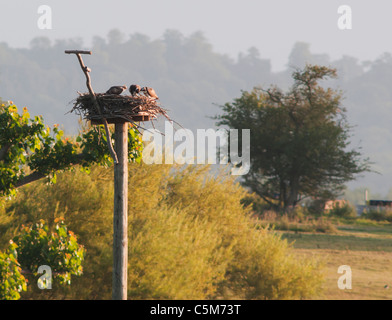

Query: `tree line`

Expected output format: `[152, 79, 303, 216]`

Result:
[0, 31, 390, 194]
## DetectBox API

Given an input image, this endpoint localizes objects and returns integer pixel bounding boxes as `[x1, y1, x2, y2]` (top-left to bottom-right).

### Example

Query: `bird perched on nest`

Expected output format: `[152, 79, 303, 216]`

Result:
[106, 85, 127, 95]
[141, 87, 159, 100]
[129, 84, 141, 97]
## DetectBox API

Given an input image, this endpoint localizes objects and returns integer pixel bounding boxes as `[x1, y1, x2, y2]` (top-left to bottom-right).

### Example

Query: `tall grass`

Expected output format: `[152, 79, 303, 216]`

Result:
[362, 207, 392, 222]
[259, 211, 337, 234]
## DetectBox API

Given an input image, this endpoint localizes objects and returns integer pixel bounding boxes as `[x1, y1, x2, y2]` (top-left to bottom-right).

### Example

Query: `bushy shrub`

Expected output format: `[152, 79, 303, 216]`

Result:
[128, 206, 230, 299]
[222, 227, 324, 300]
[1, 163, 324, 300]
[314, 218, 338, 233]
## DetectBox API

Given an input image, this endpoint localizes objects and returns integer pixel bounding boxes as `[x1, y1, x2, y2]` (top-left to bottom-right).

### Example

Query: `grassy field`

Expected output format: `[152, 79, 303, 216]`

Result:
[279, 222, 392, 299]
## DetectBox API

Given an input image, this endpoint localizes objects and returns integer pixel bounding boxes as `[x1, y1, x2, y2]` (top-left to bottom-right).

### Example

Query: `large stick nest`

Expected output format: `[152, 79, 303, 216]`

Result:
[70, 92, 171, 125]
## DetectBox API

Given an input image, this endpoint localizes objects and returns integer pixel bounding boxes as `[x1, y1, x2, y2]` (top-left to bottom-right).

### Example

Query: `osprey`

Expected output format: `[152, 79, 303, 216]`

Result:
[106, 85, 127, 95]
[141, 87, 159, 100]
[129, 84, 141, 97]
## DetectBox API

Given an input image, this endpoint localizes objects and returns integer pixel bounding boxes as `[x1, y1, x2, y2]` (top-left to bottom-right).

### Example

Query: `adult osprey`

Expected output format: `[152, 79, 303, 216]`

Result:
[129, 84, 141, 97]
[106, 85, 127, 95]
[141, 87, 159, 100]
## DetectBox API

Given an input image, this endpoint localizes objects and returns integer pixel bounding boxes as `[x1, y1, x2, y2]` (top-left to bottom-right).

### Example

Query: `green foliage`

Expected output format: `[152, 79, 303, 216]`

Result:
[0, 103, 45, 197]
[77, 124, 142, 169]
[28, 125, 76, 175]
[0, 102, 143, 197]
[0, 241, 27, 300]
[12, 219, 85, 286]
[2, 163, 324, 300]
[215, 65, 371, 209]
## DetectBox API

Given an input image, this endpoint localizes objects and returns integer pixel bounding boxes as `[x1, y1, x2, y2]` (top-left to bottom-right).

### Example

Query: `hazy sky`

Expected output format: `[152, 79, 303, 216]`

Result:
[1, 0, 392, 71]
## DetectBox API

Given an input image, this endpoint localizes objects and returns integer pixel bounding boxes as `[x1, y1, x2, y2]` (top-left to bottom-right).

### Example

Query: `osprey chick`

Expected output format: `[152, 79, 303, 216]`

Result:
[141, 87, 159, 100]
[106, 85, 127, 95]
[129, 84, 141, 97]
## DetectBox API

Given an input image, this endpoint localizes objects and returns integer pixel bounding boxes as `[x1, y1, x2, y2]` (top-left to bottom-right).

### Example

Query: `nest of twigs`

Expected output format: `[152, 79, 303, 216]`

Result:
[71, 92, 171, 125]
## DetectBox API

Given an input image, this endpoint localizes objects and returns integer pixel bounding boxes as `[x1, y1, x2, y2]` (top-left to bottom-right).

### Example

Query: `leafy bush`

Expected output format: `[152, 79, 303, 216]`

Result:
[1, 163, 324, 300]
[130, 164, 324, 299]
[0, 102, 143, 198]
[128, 205, 230, 299]
[13, 219, 85, 286]
[0, 242, 27, 300]
[222, 227, 324, 300]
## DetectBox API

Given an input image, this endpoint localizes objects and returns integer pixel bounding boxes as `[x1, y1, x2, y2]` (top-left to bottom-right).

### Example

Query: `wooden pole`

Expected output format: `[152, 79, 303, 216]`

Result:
[112, 121, 128, 300]
[65, 50, 132, 300]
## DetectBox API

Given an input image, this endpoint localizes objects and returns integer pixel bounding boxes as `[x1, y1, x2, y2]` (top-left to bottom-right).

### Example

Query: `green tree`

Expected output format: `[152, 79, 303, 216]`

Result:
[0, 101, 142, 197]
[215, 65, 371, 210]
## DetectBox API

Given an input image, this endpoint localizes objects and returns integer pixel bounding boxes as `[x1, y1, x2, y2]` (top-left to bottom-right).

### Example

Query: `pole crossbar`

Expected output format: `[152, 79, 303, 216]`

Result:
[65, 50, 118, 164]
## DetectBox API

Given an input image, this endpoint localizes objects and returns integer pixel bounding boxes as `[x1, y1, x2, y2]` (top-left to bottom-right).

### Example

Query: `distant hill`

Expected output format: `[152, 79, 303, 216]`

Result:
[1, 29, 391, 196]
